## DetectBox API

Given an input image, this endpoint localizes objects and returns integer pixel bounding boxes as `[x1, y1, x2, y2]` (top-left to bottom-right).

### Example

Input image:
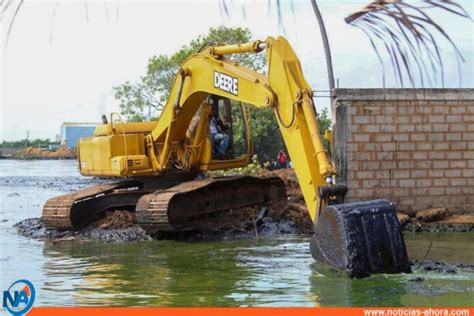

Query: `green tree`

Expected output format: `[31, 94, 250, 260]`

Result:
[114, 26, 264, 121]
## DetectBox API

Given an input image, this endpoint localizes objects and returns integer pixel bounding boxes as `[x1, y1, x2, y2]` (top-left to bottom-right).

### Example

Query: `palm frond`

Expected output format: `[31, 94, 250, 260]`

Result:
[345, 0, 471, 87]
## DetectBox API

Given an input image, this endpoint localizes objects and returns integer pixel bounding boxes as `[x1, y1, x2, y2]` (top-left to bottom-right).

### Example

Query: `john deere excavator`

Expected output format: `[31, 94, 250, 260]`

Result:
[42, 37, 410, 277]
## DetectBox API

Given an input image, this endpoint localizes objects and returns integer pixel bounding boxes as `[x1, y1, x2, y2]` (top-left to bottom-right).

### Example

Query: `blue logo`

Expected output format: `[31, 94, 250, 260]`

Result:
[2, 279, 35, 316]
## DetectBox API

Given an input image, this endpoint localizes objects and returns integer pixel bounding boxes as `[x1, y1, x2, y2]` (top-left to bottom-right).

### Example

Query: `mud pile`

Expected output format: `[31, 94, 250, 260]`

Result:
[14, 146, 77, 159]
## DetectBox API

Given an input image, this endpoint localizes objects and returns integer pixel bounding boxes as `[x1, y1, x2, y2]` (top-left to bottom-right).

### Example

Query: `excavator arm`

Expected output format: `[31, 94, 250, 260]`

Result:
[144, 37, 337, 221]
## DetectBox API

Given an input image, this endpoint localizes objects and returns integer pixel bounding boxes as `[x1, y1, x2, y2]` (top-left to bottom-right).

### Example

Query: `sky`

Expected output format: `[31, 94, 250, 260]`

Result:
[1, 0, 473, 141]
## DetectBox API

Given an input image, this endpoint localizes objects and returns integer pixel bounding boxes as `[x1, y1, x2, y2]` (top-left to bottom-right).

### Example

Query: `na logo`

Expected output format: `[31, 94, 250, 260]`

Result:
[2, 279, 35, 316]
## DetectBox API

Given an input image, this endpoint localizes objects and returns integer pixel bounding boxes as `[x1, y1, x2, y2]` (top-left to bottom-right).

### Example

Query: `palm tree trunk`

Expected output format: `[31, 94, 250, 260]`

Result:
[310, 0, 335, 100]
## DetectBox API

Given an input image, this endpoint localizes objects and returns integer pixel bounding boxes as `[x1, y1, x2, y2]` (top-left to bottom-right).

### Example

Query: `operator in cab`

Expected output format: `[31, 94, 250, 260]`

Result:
[209, 105, 230, 159]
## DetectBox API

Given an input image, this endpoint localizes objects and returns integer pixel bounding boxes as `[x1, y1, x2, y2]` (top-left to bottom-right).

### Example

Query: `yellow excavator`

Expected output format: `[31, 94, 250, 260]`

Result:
[42, 37, 410, 277]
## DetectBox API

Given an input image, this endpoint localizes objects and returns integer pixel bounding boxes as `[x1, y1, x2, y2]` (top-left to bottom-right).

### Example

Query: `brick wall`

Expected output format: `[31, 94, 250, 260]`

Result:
[333, 89, 474, 215]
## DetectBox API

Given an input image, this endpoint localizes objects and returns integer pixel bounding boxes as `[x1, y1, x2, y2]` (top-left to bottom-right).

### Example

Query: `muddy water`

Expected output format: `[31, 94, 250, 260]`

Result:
[1, 160, 473, 307]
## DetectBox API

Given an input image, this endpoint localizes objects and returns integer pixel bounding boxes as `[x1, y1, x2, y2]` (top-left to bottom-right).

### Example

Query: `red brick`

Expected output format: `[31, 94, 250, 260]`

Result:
[375, 171, 390, 179]
[357, 171, 374, 179]
[446, 133, 462, 141]
[393, 170, 410, 179]
[413, 152, 427, 160]
[398, 143, 415, 151]
[451, 105, 466, 114]
[462, 169, 474, 177]
[393, 134, 409, 142]
[380, 124, 397, 133]
[464, 115, 474, 122]
[433, 161, 449, 169]
[416, 179, 432, 187]
[415, 161, 432, 169]
[353, 134, 370, 142]
[383, 106, 397, 115]
[378, 179, 392, 188]
[428, 187, 445, 196]
[434, 143, 449, 150]
[463, 151, 474, 159]
[411, 170, 427, 178]
[410, 133, 427, 141]
[433, 178, 449, 186]
[451, 142, 467, 150]
[375, 115, 393, 124]
[397, 107, 411, 115]
[450, 161, 466, 168]
[360, 125, 380, 133]
[398, 161, 414, 169]
[415, 124, 433, 132]
[428, 170, 444, 178]
[399, 179, 415, 187]
[450, 178, 467, 186]
[463, 132, 474, 141]
[428, 152, 445, 160]
[447, 115, 462, 123]
[350, 125, 360, 133]
[446, 152, 462, 159]
[351, 188, 374, 198]
[398, 124, 415, 132]
[353, 116, 370, 124]
[416, 142, 433, 151]
[381, 161, 396, 170]
[382, 143, 396, 151]
[446, 187, 463, 195]
[377, 152, 393, 160]
[360, 143, 382, 151]
[467, 124, 474, 131]
[396, 152, 411, 160]
[433, 124, 449, 132]
[375, 134, 392, 142]
[374, 188, 391, 196]
[449, 123, 465, 132]
[362, 161, 380, 170]
[348, 161, 359, 171]
[429, 115, 445, 123]
[412, 187, 428, 196]
[362, 180, 378, 189]
[433, 105, 449, 114]
[347, 143, 358, 152]
[353, 152, 373, 161]
[445, 169, 462, 178]
[394, 116, 410, 124]
[393, 188, 409, 196]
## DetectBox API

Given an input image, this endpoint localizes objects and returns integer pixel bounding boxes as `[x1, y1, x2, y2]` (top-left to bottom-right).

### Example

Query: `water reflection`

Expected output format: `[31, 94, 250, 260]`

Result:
[41, 240, 251, 306]
[39, 235, 474, 307]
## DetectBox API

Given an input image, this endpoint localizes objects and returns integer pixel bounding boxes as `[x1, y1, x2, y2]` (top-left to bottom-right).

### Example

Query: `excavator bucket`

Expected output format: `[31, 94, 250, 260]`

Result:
[310, 199, 411, 278]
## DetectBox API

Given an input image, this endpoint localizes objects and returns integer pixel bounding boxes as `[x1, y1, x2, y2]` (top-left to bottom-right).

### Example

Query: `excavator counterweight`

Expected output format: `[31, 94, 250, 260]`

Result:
[42, 36, 410, 277]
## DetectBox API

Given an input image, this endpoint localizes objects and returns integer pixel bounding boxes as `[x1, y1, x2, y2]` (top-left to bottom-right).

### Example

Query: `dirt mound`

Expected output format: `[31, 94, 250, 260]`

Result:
[93, 210, 136, 229]
[14, 146, 77, 159]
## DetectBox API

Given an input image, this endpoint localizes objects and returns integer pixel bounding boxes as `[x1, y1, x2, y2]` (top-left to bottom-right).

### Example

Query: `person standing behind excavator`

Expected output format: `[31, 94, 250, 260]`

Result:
[277, 150, 288, 169]
[209, 108, 230, 158]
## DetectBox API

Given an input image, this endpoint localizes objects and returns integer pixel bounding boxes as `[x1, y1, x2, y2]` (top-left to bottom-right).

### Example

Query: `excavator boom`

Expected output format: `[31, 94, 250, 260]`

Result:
[42, 36, 410, 277]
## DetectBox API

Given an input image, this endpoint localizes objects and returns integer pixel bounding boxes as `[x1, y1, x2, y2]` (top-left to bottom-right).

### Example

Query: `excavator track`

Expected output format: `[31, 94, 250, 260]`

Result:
[42, 180, 146, 230]
[136, 176, 286, 232]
